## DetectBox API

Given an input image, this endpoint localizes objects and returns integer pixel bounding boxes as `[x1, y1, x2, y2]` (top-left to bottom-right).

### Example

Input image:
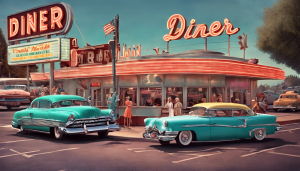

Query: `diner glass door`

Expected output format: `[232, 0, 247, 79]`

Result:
[91, 88, 101, 106]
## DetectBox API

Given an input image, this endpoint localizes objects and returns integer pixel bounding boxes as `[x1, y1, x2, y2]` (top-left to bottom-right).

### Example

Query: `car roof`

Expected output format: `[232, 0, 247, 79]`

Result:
[32, 95, 86, 103]
[193, 102, 250, 111]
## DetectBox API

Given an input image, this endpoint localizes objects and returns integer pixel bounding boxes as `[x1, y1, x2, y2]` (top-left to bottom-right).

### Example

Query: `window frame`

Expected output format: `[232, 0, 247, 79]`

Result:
[207, 108, 253, 117]
[187, 87, 208, 106]
[30, 101, 39, 108]
[119, 87, 138, 106]
[38, 100, 52, 109]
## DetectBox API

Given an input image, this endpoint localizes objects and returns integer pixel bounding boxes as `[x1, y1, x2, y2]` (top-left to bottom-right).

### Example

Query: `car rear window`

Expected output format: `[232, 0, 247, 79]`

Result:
[281, 95, 297, 99]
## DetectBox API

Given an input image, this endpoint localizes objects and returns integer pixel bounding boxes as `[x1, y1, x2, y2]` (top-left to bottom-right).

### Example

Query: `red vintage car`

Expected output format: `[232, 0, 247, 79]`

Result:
[0, 89, 30, 109]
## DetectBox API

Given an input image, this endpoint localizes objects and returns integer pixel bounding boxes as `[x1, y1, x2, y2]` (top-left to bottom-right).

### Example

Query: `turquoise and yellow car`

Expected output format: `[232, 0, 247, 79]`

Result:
[143, 103, 281, 146]
[11, 95, 120, 140]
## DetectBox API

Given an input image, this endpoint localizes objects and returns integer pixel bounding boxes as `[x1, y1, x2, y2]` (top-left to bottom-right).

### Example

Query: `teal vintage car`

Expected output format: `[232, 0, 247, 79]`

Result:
[11, 95, 120, 140]
[143, 103, 281, 146]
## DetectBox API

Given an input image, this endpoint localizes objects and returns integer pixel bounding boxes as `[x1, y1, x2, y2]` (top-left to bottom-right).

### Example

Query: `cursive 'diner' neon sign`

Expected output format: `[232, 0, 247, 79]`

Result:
[163, 14, 240, 42]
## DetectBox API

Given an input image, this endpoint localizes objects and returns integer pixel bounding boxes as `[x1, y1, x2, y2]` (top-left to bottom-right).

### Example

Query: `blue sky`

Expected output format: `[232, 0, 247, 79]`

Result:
[0, 0, 297, 86]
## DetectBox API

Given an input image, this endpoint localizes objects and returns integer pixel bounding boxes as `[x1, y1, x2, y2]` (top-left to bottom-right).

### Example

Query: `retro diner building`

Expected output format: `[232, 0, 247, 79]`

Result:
[30, 48, 285, 125]
[24, 13, 284, 125]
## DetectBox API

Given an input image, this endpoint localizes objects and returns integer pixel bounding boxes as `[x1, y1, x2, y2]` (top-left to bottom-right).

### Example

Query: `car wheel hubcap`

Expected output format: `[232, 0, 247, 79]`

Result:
[20, 126, 24, 132]
[256, 129, 265, 140]
[55, 128, 61, 138]
[180, 131, 192, 145]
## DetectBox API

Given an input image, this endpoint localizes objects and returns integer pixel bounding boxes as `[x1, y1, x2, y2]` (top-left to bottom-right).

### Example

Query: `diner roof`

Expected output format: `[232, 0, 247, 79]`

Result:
[30, 49, 285, 81]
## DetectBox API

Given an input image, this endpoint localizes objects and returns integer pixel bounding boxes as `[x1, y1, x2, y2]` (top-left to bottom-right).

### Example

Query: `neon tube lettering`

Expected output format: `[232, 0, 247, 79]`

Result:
[40, 10, 48, 32]
[21, 16, 25, 36]
[209, 21, 225, 36]
[224, 18, 240, 35]
[192, 24, 210, 38]
[51, 6, 63, 29]
[184, 19, 196, 40]
[27, 12, 37, 35]
[163, 14, 186, 41]
[9, 18, 19, 37]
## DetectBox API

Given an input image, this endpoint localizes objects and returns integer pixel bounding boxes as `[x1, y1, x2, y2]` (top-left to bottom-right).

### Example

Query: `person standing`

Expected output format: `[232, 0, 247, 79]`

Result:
[217, 94, 223, 102]
[52, 86, 57, 95]
[124, 96, 132, 128]
[57, 83, 65, 94]
[211, 92, 217, 102]
[174, 97, 183, 116]
[165, 97, 174, 117]
[107, 92, 113, 109]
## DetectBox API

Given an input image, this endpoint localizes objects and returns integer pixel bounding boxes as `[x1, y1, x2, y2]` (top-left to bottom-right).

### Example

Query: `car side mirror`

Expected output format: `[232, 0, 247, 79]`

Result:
[51, 103, 57, 108]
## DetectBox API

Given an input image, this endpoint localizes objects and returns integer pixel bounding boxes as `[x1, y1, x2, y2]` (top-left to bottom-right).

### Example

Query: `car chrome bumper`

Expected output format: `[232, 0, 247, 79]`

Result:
[143, 131, 179, 141]
[58, 125, 109, 134]
[276, 125, 281, 131]
[273, 106, 296, 109]
[11, 121, 17, 128]
[108, 124, 120, 132]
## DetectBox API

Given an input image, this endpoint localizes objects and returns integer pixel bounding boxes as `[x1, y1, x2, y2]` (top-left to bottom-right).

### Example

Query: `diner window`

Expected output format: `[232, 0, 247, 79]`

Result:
[166, 87, 183, 104]
[187, 88, 208, 107]
[233, 109, 249, 117]
[140, 87, 162, 106]
[119, 88, 137, 106]
[211, 87, 225, 102]
[230, 89, 247, 104]
[76, 88, 85, 98]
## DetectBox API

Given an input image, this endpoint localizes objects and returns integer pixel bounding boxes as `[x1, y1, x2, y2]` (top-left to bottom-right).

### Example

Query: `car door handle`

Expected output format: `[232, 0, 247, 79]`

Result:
[30, 113, 33, 117]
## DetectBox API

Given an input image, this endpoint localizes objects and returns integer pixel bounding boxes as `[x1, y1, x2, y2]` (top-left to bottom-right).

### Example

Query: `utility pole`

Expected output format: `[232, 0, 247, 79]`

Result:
[112, 14, 119, 119]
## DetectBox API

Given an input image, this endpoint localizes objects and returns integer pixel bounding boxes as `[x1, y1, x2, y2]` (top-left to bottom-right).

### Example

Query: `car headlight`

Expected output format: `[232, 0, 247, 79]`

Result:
[67, 114, 75, 122]
[164, 120, 168, 127]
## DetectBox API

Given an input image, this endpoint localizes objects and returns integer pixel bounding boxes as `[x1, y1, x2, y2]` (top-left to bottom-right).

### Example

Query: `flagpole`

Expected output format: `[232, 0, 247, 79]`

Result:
[112, 15, 119, 119]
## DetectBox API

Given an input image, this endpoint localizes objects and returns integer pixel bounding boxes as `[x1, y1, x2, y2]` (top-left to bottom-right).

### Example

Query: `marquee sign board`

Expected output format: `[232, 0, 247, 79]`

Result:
[7, 2, 73, 42]
[8, 37, 70, 65]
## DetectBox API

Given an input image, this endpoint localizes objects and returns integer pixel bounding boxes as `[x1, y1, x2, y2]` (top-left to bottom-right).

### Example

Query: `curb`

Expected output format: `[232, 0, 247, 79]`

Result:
[277, 119, 300, 125]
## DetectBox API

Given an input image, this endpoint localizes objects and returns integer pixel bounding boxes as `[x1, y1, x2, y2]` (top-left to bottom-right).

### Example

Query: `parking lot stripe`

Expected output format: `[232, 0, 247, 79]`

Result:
[10, 149, 31, 158]
[0, 139, 34, 144]
[241, 145, 300, 157]
[279, 127, 300, 132]
[268, 151, 300, 158]
[29, 148, 79, 157]
[0, 148, 4, 151]
[0, 125, 13, 128]
[172, 151, 222, 164]
[0, 150, 40, 159]
[127, 148, 145, 150]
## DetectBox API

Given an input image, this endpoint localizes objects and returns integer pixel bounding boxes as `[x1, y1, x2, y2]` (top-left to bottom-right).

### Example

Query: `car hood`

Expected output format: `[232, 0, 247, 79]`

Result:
[54, 106, 105, 119]
[274, 99, 296, 106]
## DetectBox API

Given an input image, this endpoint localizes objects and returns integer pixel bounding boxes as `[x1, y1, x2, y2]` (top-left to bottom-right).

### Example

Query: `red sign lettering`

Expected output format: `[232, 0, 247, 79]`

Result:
[163, 14, 240, 42]
[7, 2, 73, 42]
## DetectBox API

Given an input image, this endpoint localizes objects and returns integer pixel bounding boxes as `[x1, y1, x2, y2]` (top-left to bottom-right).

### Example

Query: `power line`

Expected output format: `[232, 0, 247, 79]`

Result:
[75, 19, 90, 46]
[0, 5, 21, 11]
[0, 18, 6, 23]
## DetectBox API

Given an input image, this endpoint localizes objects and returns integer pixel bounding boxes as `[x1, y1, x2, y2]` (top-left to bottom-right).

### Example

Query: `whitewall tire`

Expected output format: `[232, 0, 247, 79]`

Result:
[254, 129, 266, 141]
[20, 125, 28, 134]
[176, 131, 193, 146]
[54, 127, 64, 140]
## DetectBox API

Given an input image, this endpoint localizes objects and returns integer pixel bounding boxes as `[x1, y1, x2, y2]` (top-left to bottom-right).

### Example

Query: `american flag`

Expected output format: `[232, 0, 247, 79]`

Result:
[103, 20, 115, 37]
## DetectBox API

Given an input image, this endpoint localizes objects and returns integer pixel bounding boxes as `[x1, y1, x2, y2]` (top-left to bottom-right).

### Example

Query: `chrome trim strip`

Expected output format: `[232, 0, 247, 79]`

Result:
[249, 128, 267, 137]
[59, 125, 109, 134]
[249, 124, 280, 127]
[276, 126, 281, 131]
[182, 124, 208, 128]
[108, 124, 121, 132]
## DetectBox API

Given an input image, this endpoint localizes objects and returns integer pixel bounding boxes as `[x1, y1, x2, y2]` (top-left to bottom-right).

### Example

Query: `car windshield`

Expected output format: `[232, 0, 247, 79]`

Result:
[189, 107, 207, 116]
[53, 100, 90, 108]
[281, 95, 297, 99]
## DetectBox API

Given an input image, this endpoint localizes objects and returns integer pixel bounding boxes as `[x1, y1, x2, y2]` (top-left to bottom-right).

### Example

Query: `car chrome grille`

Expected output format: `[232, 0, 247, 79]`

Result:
[67, 118, 108, 128]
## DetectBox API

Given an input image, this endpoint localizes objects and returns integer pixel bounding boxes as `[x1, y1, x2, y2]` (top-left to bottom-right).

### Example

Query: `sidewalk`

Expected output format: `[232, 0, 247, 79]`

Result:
[109, 112, 300, 139]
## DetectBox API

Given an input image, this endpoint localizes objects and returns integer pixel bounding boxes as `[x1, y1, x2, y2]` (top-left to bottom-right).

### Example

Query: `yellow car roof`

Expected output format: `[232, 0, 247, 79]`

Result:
[193, 102, 250, 111]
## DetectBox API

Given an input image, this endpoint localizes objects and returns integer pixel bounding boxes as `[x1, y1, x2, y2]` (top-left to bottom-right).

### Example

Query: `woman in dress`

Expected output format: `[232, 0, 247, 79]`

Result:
[165, 97, 174, 117]
[217, 94, 223, 102]
[124, 96, 132, 128]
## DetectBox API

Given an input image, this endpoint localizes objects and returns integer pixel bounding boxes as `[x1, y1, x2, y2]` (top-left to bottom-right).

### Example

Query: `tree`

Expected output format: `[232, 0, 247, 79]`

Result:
[284, 75, 300, 87]
[256, 0, 300, 74]
[0, 28, 38, 78]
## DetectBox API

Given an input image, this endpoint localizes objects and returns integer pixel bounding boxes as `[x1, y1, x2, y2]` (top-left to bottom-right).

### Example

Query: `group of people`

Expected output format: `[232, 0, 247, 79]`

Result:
[188, 94, 207, 107]
[143, 97, 161, 106]
[165, 97, 183, 117]
[211, 93, 223, 102]
[29, 84, 65, 97]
